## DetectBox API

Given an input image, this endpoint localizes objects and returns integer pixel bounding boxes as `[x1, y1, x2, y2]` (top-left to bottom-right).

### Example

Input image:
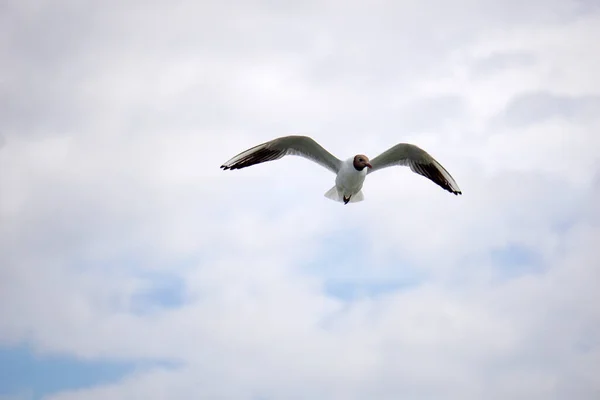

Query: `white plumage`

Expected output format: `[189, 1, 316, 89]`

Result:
[221, 135, 462, 204]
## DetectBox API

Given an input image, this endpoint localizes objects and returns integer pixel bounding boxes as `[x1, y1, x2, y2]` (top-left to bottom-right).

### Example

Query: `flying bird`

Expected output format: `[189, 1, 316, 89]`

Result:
[220, 135, 462, 204]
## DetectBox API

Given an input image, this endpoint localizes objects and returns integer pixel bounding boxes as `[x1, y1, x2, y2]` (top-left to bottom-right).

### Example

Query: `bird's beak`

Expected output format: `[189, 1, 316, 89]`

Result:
[366, 163, 373, 169]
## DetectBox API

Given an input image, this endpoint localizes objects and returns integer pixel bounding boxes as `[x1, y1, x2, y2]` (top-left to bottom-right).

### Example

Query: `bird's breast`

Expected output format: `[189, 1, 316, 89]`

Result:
[336, 164, 367, 192]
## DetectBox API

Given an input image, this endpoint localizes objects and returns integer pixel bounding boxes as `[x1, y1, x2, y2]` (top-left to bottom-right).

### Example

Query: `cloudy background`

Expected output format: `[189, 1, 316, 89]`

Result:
[1, 0, 599, 399]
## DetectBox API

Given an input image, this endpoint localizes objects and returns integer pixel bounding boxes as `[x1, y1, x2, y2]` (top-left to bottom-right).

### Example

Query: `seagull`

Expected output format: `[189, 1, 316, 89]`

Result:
[220, 135, 462, 204]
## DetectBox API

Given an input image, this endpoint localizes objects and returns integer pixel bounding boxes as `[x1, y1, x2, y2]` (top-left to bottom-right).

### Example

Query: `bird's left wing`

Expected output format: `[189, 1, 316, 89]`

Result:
[367, 143, 462, 195]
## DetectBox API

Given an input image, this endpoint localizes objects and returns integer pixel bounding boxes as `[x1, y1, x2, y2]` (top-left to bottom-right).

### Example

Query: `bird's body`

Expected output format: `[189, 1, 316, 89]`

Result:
[327, 158, 369, 204]
[220, 135, 462, 204]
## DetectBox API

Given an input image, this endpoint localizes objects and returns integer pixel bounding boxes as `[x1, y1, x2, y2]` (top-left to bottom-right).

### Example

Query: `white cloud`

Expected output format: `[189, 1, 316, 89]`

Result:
[0, 0, 599, 399]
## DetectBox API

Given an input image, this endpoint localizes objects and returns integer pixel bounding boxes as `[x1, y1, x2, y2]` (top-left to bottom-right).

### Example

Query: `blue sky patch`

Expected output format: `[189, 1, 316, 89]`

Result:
[130, 272, 186, 315]
[0, 345, 133, 400]
[490, 243, 543, 278]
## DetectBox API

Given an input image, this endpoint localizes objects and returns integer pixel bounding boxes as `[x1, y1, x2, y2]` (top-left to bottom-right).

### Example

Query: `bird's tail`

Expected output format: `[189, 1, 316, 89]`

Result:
[350, 190, 364, 203]
[324, 186, 343, 203]
[324, 186, 364, 203]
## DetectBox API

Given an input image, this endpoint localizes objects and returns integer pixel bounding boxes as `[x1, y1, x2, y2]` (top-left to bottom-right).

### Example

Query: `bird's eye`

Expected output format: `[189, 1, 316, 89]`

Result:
[359, 158, 363, 162]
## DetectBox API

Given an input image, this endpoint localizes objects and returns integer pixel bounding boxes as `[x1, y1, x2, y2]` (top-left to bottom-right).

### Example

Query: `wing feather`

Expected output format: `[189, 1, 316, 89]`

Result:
[220, 135, 342, 174]
[368, 143, 462, 195]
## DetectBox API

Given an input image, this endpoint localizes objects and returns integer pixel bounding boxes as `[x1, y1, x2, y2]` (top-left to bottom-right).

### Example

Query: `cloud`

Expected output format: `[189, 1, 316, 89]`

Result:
[500, 92, 600, 126]
[470, 51, 538, 77]
[0, 0, 599, 399]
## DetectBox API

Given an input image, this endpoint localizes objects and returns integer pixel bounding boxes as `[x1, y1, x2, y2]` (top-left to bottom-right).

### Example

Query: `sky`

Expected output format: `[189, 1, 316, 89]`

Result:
[1, 0, 599, 399]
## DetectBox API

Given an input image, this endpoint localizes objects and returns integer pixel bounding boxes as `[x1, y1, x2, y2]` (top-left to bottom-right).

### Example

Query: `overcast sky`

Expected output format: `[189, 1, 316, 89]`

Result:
[1, 0, 599, 399]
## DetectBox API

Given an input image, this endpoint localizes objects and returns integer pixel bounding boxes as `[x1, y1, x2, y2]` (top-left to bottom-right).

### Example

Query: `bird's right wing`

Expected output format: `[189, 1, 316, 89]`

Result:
[220, 135, 343, 174]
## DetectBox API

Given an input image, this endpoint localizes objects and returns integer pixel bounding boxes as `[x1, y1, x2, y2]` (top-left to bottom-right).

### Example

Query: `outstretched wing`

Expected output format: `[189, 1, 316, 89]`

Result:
[220, 135, 342, 174]
[368, 143, 462, 195]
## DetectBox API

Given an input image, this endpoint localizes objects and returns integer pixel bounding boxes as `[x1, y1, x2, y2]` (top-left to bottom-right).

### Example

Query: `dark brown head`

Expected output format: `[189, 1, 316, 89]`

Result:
[353, 154, 372, 171]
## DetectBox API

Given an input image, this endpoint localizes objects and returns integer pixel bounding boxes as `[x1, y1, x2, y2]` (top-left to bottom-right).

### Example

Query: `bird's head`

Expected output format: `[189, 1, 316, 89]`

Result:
[353, 154, 372, 171]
